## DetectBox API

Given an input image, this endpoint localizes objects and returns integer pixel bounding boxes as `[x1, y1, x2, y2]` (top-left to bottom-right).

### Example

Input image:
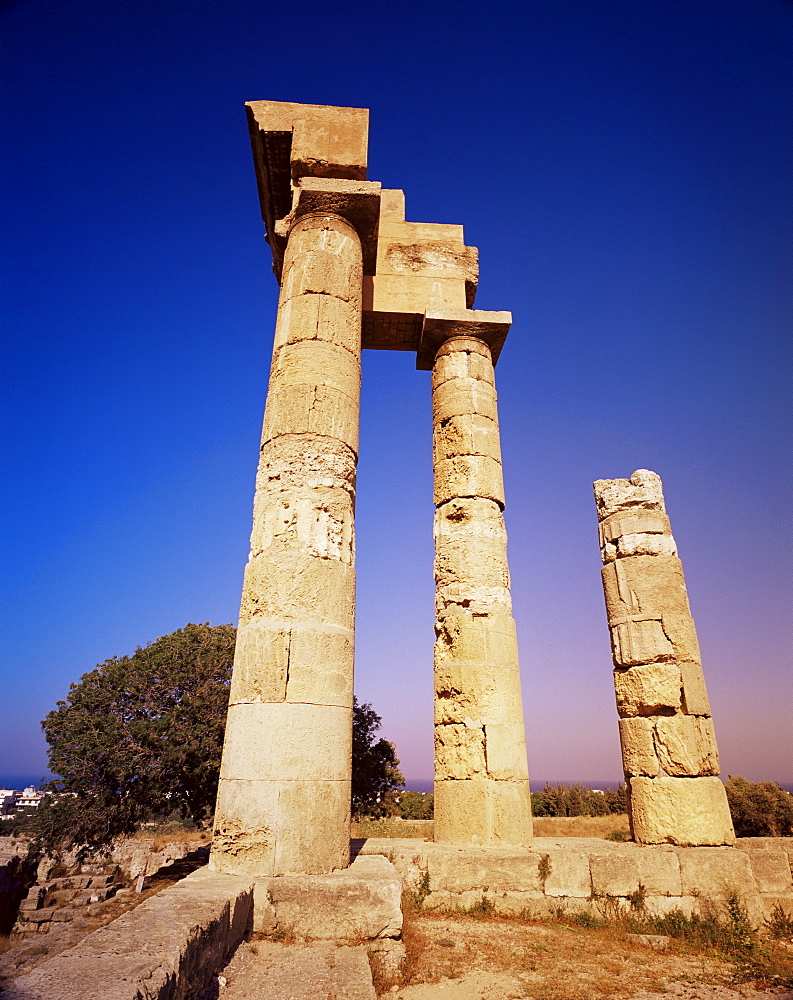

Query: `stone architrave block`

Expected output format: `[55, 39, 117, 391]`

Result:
[609, 617, 674, 667]
[542, 851, 592, 898]
[590, 853, 640, 897]
[613, 663, 682, 716]
[630, 777, 735, 846]
[654, 716, 719, 776]
[635, 848, 683, 896]
[427, 850, 543, 894]
[618, 717, 660, 776]
[675, 847, 757, 898]
[744, 852, 793, 894]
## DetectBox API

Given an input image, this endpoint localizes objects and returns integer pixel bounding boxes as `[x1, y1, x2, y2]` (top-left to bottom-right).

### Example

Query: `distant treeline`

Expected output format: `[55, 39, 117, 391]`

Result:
[531, 782, 627, 817]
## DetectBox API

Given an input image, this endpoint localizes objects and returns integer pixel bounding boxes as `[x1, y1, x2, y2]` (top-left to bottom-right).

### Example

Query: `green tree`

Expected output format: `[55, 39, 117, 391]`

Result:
[398, 790, 434, 820]
[351, 697, 404, 818]
[725, 776, 793, 837]
[37, 623, 235, 855]
[34, 625, 405, 854]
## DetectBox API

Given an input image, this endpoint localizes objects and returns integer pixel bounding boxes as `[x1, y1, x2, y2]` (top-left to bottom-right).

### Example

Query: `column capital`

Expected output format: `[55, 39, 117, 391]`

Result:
[417, 308, 512, 371]
[274, 177, 381, 276]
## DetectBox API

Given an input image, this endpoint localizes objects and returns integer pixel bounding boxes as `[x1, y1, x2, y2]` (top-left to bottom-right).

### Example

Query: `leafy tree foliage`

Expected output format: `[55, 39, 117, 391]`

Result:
[725, 776, 793, 837]
[39, 623, 235, 855]
[530, 781, 627, 817]
[351, 697, 404, 818]
[397, 789, 434, 820]
[34, 625, 406, 853]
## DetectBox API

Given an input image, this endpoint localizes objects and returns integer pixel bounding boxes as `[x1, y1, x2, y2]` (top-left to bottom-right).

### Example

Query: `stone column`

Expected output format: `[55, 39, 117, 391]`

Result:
[211, 210, 363, 876]
[593, 469, 735, 846]
[432, 333, 532, 847]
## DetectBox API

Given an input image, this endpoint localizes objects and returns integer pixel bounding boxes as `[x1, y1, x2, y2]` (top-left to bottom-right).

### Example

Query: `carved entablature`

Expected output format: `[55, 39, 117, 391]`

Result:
[246, 99, 511, 365]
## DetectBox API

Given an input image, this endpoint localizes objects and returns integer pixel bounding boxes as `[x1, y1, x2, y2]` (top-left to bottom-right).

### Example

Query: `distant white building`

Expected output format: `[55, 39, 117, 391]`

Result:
[15, 786, 45, 812]
[0, 789, 18, 813]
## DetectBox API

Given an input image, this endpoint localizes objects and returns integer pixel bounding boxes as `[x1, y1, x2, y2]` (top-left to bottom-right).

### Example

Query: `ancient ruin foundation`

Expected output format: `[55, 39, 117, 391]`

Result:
[211, 101, 533, 876]
[593, 469, 735, 846]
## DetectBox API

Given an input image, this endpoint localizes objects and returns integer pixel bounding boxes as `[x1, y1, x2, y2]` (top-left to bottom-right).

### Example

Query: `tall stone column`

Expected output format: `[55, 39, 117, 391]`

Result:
[431, 331, 532, 847]
[593, 469, 735, 846]
[211, 210, 363, 876]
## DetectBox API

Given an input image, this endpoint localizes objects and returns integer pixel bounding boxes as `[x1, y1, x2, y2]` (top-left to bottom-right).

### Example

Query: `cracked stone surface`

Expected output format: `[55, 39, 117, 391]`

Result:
[593, 470, 734, 846]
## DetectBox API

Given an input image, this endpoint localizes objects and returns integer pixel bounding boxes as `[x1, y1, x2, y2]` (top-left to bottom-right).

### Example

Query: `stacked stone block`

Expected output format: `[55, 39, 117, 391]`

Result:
[212, 211, 364, 877]
[432, 331, 532, 847]
[593, 469, 735, 846]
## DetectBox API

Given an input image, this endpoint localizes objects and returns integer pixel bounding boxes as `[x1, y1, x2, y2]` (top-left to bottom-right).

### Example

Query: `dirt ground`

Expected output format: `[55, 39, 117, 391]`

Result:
[389, 910, 793, 1000]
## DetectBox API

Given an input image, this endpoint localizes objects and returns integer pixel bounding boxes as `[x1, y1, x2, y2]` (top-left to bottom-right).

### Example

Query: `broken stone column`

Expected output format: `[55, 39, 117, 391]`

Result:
[211, 209, 363, 876]
[593, 469, 735, 846]
[431, 323, 532, 847]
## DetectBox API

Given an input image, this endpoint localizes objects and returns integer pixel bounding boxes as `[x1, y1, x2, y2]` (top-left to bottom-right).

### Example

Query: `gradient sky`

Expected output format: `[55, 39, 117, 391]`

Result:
[2, 0, 790, 789]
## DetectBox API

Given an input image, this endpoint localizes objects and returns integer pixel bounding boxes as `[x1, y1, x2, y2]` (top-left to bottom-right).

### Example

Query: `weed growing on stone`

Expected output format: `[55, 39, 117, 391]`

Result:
[764, 902, 793, 940]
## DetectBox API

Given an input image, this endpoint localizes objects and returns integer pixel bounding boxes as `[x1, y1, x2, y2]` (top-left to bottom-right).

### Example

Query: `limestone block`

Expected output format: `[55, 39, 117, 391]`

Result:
[434, 496, 507, 541]
[630, 777, 735, 846]
[679, 660, 712, 716]
[542, 851, 592, 898]
[434, 454, 505, 506]
[635, 849, 682, 896]
[212, 777, 350, 877]
[435, 723, 487, 779]
[434, 779, 533, 848]
[255, 434, 356, 495]
[618, 717, 660, 776]
[434, 612, 519, 667]
[427, 850, 543, 894]
[364, 271, 467, 314]
[609, 616, 674, 667]
[599, 511, 669, 546]
[435, 580, 513, 618]
[744, 852, 792, 894]
[239, 549, 355, 628]
[270, 339, 361, 400]
[600, 560, 639, 621]
[613, 663, 682, 716]
[759, 896, 793, 922]
[229, 620, 353, 707]
[617, 533, 678, 559]
[434, 520, 510, 592]
[434, 413, 502, 464]
[675, 846, 757, 897]
[590, 853, 640, 896]
[654, 716, 719, 776]
[274, 291, 362, 359]
[378, 235, 478, 285]
[261, 383, 360, 454]
[432, 379, 498, 424]
[643, 895, 696, 917]
[250, 488, 355, 564]
[593, 469, 666, 520]
[432, 349, 496, 392]
[220, 702, 352, 782]
[255, 855, 402, 941]
[483, 722, 530, 781]
[229, 622, 289, 703]
[280, 232, 363, 306]
[434, 663, 523, 726]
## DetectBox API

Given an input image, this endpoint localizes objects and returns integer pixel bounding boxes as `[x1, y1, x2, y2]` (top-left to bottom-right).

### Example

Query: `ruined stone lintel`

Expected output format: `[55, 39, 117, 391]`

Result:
[593, 470, 734, 847]
[432, 330, 532, 848]
[211, 209, 363, 877]
[245, 99, 370, 280]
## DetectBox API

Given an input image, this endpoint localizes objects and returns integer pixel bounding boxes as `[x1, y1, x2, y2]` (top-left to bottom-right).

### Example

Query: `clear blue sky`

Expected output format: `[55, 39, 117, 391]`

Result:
[2, 0, 790, 789]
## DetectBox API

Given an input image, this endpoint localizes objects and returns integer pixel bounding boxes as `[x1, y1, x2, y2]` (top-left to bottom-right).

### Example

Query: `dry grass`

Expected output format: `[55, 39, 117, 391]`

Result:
[398, 901, 793, 1000]
[352, 814, 630, 842]
[351, 817, 433, 839]
[531, 813, 631, 839]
